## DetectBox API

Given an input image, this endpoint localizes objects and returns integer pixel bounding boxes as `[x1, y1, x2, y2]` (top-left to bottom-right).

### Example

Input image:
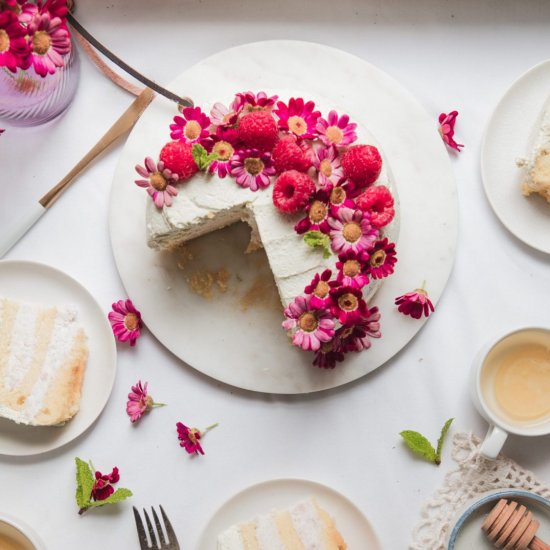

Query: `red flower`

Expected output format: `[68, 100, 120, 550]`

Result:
[368, 238, 397, 280]
[438, 111, 464, 152]
[176, 422, 218, 456]
[0, 11, 30, 73]
[91, 467, 120, 501]
[329, 285, 369, 325]
[337, 306, 381, 352]
[395, 288, 435, 319]
[312, 338, 346, 369]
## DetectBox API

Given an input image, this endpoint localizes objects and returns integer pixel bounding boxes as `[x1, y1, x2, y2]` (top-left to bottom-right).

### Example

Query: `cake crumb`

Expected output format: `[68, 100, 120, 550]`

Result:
[239, 274, 280, 311]
[176, 246, 194, 269]
[215, 268, 230, 293]
[189, 271, 215, 300]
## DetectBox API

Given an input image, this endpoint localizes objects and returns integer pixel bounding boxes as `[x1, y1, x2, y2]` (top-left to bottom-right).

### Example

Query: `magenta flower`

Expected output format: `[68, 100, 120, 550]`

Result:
[0, 11, 30, 72]
[91, 467, 120, 502]
[336, 249, 370, 289]
[208, 139, 236, 178]
[176, 422, 218, 456]
[294, 189, 330, 235]
[368, 238, 397, 279]
[108, 299, 143, 346]
[26, 12, 71, 77]
[135, 156, 179, 208]
[313, 146, 344, 187]
[0, 128, 4, 135]
[329, 286, 369, 325]
[438, 111, 464, 152]
[312, 338, 346, 369]
[328, 207, 378, 254]
[337, 306, 381, 352]
[210, 102, 238, 127]
[275, 97, 321, 139]
[395, 287, 435, 319]
[126, 381, 165, 423]
[316, 110, 357, 147]
[304, 269, 335, 309]
[170, 106, 211, 145]
[231, 90, 278, 113]
[229, 148, 275, 191]
[282, 295, 335, 352]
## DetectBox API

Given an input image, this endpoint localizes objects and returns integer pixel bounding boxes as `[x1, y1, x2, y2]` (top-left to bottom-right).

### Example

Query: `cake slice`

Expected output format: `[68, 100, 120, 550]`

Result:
[217, 497, 347, 549]
[0, 297, 88, 426]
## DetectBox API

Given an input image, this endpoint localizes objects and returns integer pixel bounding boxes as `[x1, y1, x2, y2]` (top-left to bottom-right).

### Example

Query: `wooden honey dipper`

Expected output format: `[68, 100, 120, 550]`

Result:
[482, 499, 550, 550]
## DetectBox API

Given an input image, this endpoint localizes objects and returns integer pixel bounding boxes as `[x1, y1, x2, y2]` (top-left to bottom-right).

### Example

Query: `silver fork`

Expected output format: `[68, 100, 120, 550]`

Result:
[133, 506, 180, 550]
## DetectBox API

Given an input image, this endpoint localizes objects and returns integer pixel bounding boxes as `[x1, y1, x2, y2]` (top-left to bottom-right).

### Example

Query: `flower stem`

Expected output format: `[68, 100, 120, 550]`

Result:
[151, 402, 166, 408]
[203, 422, 219, 434]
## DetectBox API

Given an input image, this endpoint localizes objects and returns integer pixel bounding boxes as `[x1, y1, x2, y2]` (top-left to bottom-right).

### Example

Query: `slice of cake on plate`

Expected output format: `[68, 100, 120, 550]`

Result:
[0, 297, 88, 426]
[217, 497, 347, 549]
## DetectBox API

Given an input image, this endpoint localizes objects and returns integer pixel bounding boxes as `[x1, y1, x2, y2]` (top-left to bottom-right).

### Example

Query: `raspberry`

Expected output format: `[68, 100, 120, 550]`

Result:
[356, 185, 395, 227]
[341, 144, 382, 187]
[159, 141, 198, 180]
[237, 110, 279, 151]
[272, 135, 312, 173]
[272, 170, 316, 214]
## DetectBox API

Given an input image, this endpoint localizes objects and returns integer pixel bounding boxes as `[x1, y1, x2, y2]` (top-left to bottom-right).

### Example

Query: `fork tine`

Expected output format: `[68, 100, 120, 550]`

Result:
[151, 507, 167, 546]
[159, 505, 178, 547]
[143, 509, 160, 549]
[133, 507, 149, 550]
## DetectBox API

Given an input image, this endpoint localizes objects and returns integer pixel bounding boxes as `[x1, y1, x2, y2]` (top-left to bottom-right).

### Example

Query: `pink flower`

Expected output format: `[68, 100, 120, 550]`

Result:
[91, 467, 120, 501]
[126, 381, 165, 423]
[274, 97, 321, 139]
[337, 306, 381, 352]
[26, 12, 71, 77]
[231, 90, 278, 113]
[438, 111, 463, 152]
[108, 299, 143, 346]
[135, 157, 179, 208]
[0, 11, 30, 72]
[328, 207, 378, 254]
[395, 287, 435, 319]
[210, 102, 238, 127]
[312, 146, 344, 187]
[282, 295, 335, 352]
[336, 249, 370, 289]
[208, 137, 236, 178]
[229, 148, 275, 191]
[316, 110, 357, 147]
[304, 269, 336, 309]
[368, 238, 397, 279]
[312, 338, 346, 369]
[326, 182, 356, 212]
[294, 189, 330, 235]
[176, 422, 218, 456]
[170, 106, 211, 145]
[329, 286, 369, 325]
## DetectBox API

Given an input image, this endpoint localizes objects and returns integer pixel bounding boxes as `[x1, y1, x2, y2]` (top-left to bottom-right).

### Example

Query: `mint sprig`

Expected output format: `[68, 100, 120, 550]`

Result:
[192, 144, 219, 171]
[400, 418, 453, 465]
[303, 230, 332, 259]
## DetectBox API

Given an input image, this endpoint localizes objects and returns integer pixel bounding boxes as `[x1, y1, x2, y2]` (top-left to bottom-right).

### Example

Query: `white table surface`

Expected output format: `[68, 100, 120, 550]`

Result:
[1, 1, 550, 548]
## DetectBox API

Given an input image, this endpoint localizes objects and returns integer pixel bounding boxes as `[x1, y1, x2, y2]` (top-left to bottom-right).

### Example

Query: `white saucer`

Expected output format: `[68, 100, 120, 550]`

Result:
[482, 58, 550, 254]
[0, 512, 46, 550]
[0, 260, 117, 456]
[197, 478, 380, 549]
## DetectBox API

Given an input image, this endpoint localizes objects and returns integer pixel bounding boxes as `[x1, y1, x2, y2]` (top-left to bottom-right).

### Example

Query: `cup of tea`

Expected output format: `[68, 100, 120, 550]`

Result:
[471, 327, 550, 459]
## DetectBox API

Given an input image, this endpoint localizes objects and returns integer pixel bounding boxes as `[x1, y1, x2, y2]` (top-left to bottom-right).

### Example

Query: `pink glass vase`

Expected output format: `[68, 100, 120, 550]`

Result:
[0, 40, 80, 127]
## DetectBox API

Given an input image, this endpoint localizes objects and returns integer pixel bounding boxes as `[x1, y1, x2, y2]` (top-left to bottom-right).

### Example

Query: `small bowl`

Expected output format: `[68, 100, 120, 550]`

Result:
[447, 489, 550, 549]
[0, 513, 46, 550]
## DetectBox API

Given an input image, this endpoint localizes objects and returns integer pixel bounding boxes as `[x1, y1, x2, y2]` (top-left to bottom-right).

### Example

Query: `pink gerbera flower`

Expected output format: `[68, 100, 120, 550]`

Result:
[176, 422, 218, 456]
[91, 467, 120, 502]
[210, 102, 238, 127]
[329, 286, 369, 325]
[108, 299, 143, 346]
[312, 338, 346, 369]
[336, 249, 370, 289]
[0, 11, 30, 72]
[395, 287, 435, 319]
[316, 110, 357, 147]
[313, 146, 344, 188]
[170, 106, 211, 145]
[282, 295, 335, 352]
[231, 90, 278, 114]
[229, 148, 275, 191]
[328, 207, 379, 254]
[126, 381, 165, 423]
[135, 157, 179, 208]
[26, 12, 70, 77]
[304, 269, 336, 309]
[337, 306, 381, 352]
[368, 238, 397, 279]
[274, 97, 321, 139]
[438, 111, 464, 152]
[294, 189, 330, 235]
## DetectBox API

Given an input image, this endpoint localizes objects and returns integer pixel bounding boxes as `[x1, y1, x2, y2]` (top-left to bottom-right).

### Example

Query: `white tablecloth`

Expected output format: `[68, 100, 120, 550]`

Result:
[1, 1, 550, 548]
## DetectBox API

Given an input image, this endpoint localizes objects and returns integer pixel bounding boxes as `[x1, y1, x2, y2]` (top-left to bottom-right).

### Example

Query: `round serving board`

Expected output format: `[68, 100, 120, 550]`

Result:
[109, 40, 457, 394]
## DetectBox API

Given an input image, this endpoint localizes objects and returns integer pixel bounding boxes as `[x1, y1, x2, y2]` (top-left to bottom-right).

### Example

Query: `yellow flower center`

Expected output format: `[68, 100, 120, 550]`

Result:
[320, 158, 333, 177]
[32, 31, 51, 55]
[343, 259, 361, 277]
[298, 312, 318, 332]
[314, 280, 330, 299]
[244, 157, 264, 175]
[325, 126, 344, 145]
[309, 200, 327, 223]
[288, 115, 307, 136]
[188, 428, 200, 444]
[213, 140, 234, 161]
[340, 326, 353, 339]
[124, 313, 139, 331]
[320, 340, 335, 353]
[184, 120, 202, 140]
[370, 249, 386, 267]
[338, 293, 358, 312]
[0, 30, 9, 54]
[145, 395, 154, 410]
[330, 187, 345, 205]
[150, 172, 168, 191]
[342, 221, 362, 243]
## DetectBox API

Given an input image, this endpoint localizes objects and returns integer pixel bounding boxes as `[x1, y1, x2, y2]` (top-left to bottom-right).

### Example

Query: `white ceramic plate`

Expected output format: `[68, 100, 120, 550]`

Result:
[0, 260, 116, 456]
[482, 59, 550, 253]
[109, 40, 457, 394]
[197, 478, 380, 549]
[0, 512, 47, 550]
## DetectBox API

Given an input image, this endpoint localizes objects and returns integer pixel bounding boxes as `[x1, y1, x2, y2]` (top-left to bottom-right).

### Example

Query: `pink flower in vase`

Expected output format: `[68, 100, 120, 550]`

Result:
[0, 11, 30, 72]
[313, 146, 344, 187]
[328, 207, 378, 254]
[108, 299, 143, 346]
[170, 106, 211, 145]
[27, 12, 71, 77]
[176, 422, 218, 456]
[438, 111, 464, 151]
[229, 148, 275, 191]
[274, 97, 321, 139]
[395, 287, 435, 319]
[126, 380, 165, 423]
[135, 157, 179, 208]
[316, 110, 357, 148]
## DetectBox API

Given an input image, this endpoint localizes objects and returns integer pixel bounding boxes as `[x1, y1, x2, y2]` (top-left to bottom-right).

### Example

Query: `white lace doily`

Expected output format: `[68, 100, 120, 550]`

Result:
[410, 432, 550, 550]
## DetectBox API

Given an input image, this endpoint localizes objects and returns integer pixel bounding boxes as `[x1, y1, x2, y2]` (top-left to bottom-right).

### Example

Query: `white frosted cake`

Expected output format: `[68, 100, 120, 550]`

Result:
[0, 297, 88, 426]
[217, 498, 347, 549]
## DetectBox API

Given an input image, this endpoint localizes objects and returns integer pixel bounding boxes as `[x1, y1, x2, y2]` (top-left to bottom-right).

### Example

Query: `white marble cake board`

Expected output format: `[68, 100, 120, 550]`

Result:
[109, 40, 457, 394]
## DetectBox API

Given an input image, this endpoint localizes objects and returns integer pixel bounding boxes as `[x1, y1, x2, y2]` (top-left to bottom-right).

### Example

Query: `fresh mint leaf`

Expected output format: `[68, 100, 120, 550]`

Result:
[304, 230, 332, 259]
[88, 488, 133, 508]
[435, 418, 454, 465]
[75, 457, 94, 510]
[399, 430, 436, 463]
[192, 143, 218, 171]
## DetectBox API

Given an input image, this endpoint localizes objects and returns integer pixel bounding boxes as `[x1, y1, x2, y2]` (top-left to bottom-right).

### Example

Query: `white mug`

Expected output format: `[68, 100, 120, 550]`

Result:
[470, 327, 550, 459]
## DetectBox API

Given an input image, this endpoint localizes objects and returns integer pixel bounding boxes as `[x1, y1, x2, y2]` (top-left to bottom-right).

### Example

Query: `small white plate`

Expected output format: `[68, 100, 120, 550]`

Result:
[0, 260, 116, 456]
[197, 478, 380, 549]
[482, 59, 550, 254]
[0, 512, 47, 549]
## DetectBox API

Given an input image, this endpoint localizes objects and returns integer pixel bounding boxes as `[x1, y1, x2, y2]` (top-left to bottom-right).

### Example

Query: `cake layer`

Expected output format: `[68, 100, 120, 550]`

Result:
[0, 297, 88, 426]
